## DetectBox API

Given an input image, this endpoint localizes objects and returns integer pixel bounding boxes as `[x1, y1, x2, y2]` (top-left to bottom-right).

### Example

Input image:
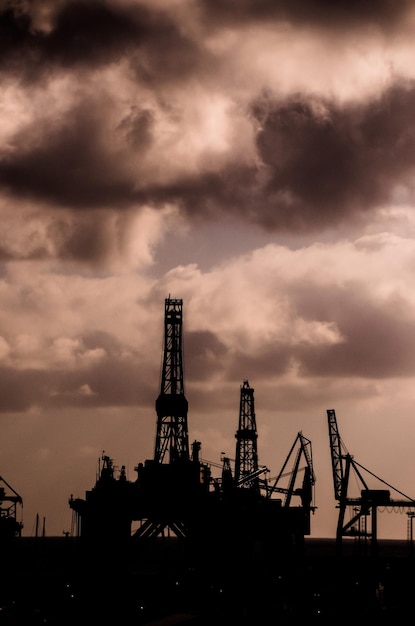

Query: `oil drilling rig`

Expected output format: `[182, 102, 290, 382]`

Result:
[132, 297, 212, 542]
[327, 408, 415, 556]
[206, 378, 316, 564]
[69, 297, 315, 567]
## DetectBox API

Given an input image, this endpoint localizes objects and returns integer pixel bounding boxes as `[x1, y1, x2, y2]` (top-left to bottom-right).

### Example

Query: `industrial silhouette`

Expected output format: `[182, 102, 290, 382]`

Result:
[0, 475, 23, 539]
[1, 296, 415, 623]
[327, 408, 415, 557]
[69, 296, 315, 570]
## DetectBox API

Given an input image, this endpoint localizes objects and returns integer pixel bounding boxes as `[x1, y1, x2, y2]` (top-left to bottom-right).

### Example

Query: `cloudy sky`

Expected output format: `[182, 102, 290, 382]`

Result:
[1, 0, 415, 540]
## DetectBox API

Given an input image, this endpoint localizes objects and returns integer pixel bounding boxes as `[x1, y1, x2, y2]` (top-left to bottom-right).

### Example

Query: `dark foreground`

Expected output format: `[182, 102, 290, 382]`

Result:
[1, 536, 414, 624]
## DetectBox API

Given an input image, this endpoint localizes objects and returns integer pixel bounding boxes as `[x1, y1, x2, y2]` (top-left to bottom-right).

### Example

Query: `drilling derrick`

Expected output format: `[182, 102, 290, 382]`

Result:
[154, 298, 189, 464]
[235, 380, 259, 493]
[133, 297, 211, 541]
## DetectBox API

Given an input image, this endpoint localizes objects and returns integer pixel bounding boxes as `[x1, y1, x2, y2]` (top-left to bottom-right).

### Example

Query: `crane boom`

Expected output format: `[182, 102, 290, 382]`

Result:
[327, 409, 344, 501]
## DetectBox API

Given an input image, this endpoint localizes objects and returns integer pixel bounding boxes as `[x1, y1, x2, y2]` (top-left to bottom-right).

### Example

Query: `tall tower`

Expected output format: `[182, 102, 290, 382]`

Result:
[234, 380, 259, 492]
[133, 297, 210, 540]
[154, 297, 189, 464]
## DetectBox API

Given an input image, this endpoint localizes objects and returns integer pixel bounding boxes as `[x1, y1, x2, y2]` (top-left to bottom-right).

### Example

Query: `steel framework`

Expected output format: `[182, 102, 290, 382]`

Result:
[154, 297, 189, 464]
[327, 408, 415, 556]
[234, 380, 260, 492]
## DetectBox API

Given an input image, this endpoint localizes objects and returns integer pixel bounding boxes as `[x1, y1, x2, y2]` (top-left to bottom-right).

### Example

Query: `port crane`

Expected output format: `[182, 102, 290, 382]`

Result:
[267, 432, 315, 504]
[264, 431, 316, 535]
[327, 408, 415, 556]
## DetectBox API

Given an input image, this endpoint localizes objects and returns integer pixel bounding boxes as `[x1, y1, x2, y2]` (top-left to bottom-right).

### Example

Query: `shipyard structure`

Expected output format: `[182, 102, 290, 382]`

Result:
[69, 297, 316, 572]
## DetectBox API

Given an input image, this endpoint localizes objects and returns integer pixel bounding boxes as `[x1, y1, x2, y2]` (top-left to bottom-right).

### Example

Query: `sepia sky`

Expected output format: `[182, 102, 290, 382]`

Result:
[1, 0, 415, 539]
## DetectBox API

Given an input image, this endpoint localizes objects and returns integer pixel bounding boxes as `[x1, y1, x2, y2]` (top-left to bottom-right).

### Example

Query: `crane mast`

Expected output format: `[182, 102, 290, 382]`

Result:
[234, 380, 259, 492]
[268, 431, 315, 525]
[154, 297, 189, 464]
[327, 408, 344, 501]
[327, 408, 415, 556]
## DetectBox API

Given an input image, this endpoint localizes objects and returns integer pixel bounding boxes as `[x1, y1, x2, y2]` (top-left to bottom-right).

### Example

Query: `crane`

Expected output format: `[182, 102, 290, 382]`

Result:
[327, 408, 415, 556]
[266, 432, 316, 534]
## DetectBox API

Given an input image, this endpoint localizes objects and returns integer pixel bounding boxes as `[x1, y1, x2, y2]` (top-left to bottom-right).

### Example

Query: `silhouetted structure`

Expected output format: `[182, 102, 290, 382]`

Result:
[69, 454, 133, 545]
[267, 431, 316, 535]
[0, 475, 23, 541]
[5, 302, 415, 623]
[154, 297, 189, 463]
[132, 297, 212, 542]
[234, 380, 262, 492]
[69, 297, 315, 572]
[327, 408, 415, 557]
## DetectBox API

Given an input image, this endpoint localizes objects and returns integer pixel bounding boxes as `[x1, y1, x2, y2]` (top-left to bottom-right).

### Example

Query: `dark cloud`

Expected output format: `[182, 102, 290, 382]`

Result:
[0, 209, 136, 264]
[43, 1, 142, 68]
[0, 366, 46, 411]
[160, 83, 415, 232]
[55, 211, 133, 265]
[53, 356, 157, 408]
[57, 217, 117, 264]
[1, 0, 407, 90]
[225, 345, 292, 383]
[116, 107, 154, 150]
[3, 82, 415, 239]
[0, 1, 206, 82]
[290, 283, 415, 378]
[0, 8, 33, 73]
[184, 330, 228, 382]
[185, 282, 415, 385]
[247, 84, 415, 230]
[0, 100, 141, 209]
[1, 1, 415, 243]
[46, 1, 205, 83]
[0, 356, 157, 412]
[200, 0, 412, 29]
[0, 329, 159, 412]
[81, 330, 123, 355]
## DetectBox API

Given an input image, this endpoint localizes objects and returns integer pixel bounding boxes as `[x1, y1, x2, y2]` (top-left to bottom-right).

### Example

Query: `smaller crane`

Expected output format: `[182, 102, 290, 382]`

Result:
[266, 432, 316, 534]
[327, 409, 415, 556]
